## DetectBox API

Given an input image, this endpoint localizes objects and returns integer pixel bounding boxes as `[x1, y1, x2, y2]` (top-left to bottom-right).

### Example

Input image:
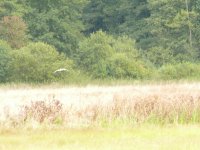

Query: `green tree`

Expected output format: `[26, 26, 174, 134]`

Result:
[147, 0, 198, 61]
[192, 0, 200, 58]
[83, 0, 200, 64]
[78, 31, 149, 79]
[158, 62, 200, 80]
[0, 40, 11, 83]
[9, 42, 74, 82]
[108, 53, 150, 79]
[117, 0, 151, 49]
[23, 0, 87, 57]
[0, 16, 28, 48]
[0, 0, 25, 18]
[83, 0, 151, 49]
[83, 0, 125, 34]
[145, 46, 173, 67]
[78, 31, 114, 78]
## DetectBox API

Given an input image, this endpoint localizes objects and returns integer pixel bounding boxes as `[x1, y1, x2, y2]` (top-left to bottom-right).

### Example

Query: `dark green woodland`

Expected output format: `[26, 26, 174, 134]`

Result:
[0, 0, 200, 83]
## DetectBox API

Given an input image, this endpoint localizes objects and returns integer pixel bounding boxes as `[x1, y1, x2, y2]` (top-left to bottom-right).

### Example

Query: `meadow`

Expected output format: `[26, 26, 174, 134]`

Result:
[1, 125, 200, 150]
[1, 83, 200, 149]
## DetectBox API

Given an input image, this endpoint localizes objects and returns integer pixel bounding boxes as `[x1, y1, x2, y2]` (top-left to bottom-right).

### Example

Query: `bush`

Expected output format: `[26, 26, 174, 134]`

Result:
[157, 62, 200, 80]
[78, 31, 114, 78]
[8, 42, 74, 83]
[146, 46, 173, 67]
[78, 31, 149, 79]
[108, 53, 151, 79]
[0, 40, 11, 83]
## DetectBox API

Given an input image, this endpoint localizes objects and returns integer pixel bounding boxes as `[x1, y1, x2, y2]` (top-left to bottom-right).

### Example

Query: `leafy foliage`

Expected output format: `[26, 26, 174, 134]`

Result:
[108, 53, 150, 79]
[146, 46, 174, 67]
[0, 40, 11, 82]
[158, 62, 200, 80]
[23, 0, 86, 56]
[8, 42, 73, 83]
[78, 31, 114, 78]
[78, 31, 149, 79]
[0, 0, 26, 18]
[83, 0, 200, 61]
[0, 0, 200, 83]
[0, 16, 28, 48]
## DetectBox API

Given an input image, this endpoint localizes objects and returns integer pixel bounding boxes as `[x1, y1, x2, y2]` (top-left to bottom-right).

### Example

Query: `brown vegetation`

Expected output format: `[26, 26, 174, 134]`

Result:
[1, 83, 200, 127]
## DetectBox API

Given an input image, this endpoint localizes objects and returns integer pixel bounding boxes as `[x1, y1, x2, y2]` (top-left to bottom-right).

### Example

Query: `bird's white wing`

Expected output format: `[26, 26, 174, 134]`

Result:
[54, 68, 69, 74]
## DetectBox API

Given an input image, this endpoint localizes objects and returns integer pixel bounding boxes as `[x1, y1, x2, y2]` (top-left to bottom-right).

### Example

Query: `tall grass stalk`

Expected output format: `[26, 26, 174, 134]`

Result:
[1, 83, 200, 128]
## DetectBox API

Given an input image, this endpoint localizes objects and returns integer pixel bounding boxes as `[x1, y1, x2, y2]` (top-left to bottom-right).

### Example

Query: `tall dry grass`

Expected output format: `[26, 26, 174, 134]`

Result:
[1, 83, 200, 128]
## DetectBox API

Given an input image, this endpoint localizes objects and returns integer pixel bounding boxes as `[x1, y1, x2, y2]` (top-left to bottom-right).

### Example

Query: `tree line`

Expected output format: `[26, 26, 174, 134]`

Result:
[1, 0, 200, 83]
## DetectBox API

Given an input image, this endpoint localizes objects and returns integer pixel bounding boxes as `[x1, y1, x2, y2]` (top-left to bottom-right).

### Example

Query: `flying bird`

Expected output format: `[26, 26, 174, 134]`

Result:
[53, 68, 69, 74]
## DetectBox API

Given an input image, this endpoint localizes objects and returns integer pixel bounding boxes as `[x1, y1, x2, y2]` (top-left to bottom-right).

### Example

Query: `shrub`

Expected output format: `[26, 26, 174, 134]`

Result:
[108, 53, 151, 79]
[78, 31, 149, 79]
[157, 62, 200, 80]
[112, 36, 139, 58]
[8, 42, 74, 83]
[78, 31, 114, 78]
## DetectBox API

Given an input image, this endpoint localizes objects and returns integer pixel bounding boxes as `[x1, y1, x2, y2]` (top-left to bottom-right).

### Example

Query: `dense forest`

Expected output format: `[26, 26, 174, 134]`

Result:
[1, 0, 200, 83]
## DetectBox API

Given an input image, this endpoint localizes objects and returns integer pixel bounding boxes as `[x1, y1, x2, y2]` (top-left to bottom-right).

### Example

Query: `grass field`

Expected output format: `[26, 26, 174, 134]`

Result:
[1, 125, 200, 150]
[1, 83, 200, 150]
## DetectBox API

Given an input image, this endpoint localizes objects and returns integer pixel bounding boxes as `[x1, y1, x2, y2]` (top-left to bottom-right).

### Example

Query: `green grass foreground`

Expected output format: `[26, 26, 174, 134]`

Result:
[0, 125, 200, 150]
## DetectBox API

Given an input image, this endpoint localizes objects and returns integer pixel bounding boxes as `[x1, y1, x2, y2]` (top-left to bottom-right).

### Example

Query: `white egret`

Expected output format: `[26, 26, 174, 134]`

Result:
[53, 68, 69, 74]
